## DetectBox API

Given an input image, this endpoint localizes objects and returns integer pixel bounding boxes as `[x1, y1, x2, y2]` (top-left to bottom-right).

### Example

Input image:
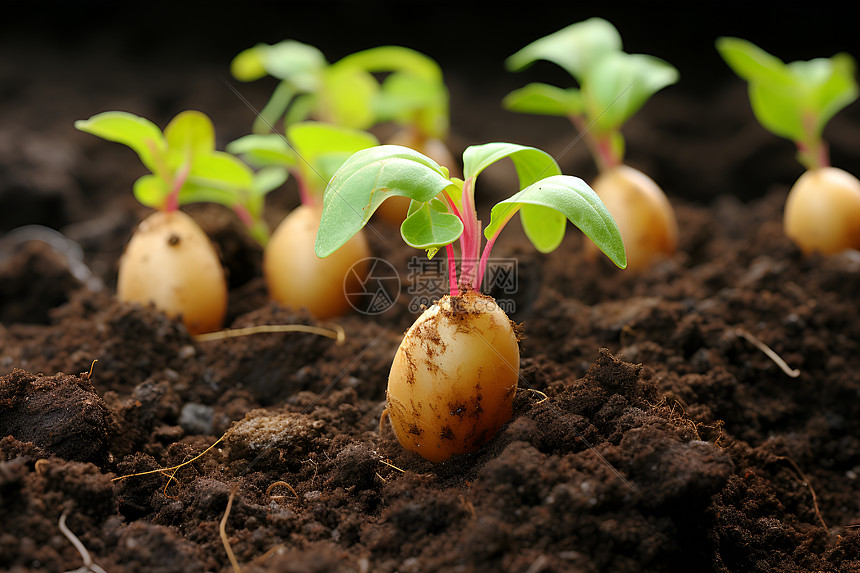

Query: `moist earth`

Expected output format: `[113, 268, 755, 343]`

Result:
[2, 18, 860, 573]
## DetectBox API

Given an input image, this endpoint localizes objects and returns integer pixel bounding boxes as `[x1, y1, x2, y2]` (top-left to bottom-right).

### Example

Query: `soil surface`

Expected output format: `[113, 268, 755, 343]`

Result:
[2, 7, 860, 573]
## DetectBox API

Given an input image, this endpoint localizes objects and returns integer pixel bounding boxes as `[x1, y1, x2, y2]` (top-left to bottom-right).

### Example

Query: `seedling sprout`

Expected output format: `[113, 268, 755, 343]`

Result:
[74, 111, 281, 333]
[315, 142, 625, 461]
[503, 18, 680, 270]
[716, 37, 860, 254]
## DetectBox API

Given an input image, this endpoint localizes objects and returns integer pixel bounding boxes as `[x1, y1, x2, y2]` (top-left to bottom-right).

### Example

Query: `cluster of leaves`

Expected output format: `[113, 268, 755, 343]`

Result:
[716, 37, 858, 170]
[231, 41, 449, 141]
[75, 111, 284, 245]
[315, 142, 626, 293]
[503, 18, 678, 169]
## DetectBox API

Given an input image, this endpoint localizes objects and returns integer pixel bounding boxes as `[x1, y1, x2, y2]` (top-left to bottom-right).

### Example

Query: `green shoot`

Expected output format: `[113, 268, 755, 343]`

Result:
[314, 143, 626, 295]
[75, 110, 285, 246]
[503, 18, 678, 171]
[227, 121, 379, 207]
[716, 37, 858, 170]
[230, 41, 449, 141]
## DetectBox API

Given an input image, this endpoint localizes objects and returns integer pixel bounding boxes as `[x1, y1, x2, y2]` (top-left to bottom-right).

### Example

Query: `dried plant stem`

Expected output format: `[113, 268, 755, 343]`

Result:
[112, 432, 228, 482]
[59, 510, 107, 573]
[193, 323, 345, 344]
[220, 486, 242, 573]
[735, 328, 801, 378]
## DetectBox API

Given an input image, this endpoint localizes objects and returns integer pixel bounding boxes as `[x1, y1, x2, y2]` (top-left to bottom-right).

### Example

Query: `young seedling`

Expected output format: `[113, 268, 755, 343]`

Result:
[504, 18, 679, 271]
[315, 143, 626, 462]
[75, 111, 276, 334]
[716, 37, 860, 255]
[231, 41, 456, 223]
[336, 45, 457, 223]
[227, 121, 379, 319]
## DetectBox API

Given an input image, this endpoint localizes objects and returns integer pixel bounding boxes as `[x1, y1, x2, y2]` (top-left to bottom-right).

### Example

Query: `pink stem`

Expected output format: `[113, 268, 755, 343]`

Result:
[164, 162, 191, 213]
[232, 204, 254, 227]
[458, 177, 481, 290]
[446, 243, 459, 296]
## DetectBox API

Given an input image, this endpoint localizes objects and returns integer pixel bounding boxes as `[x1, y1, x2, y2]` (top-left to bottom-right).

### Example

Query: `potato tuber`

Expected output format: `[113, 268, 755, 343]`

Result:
[784, 167, 860, 255]
[386, 290, 519, 462]
[117, 210, 227, 335]
[583, 165, 678, 270]
[264, 204, 370, 319]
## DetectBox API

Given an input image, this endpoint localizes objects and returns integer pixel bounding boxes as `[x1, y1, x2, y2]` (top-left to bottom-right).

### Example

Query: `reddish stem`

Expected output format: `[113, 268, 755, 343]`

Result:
[164, 162, 191, 212]
[446, 243, 459, 296]
[569, 115, 621, 173]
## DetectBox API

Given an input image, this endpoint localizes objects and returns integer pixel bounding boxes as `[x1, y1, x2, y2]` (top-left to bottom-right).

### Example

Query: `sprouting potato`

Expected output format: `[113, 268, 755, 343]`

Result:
[316, 143, 626, 462]
[386, 290, 520, 463]
[783, 167, 860, 255]
[583, 165, 678, 271]
[264, 204, 370, 319]
[117, 210, 227, 335]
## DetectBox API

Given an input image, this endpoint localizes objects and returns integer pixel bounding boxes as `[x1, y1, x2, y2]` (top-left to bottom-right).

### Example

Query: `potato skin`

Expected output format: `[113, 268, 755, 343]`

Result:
[386, 290, 520, 462]
[117, 210, 227, 335]
[584, 165, 678, 271]
[784, 167, 860, 255]
[264, 204, 370, 319]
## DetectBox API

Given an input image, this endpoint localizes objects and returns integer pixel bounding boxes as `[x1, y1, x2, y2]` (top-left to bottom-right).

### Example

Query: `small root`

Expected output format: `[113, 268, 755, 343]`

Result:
[523, 388, 549, 404]
[59, 510, 107, 573]
[193, 323, 345, 345]
[771, 456, 828, 532]
[34, 458, 50, 475]
[220, 485, 242, 573]
[265, 480, 298, 499]
[378, 408, 389, 435]
[112, 431, 229, 484]
[734, 328, 800, 378]
[378, 458, 406, 474]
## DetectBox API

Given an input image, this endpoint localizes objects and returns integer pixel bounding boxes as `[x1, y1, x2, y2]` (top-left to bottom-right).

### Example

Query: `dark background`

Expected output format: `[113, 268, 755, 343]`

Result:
[1, 0, 859, 233]
[5, 1, 857, 91]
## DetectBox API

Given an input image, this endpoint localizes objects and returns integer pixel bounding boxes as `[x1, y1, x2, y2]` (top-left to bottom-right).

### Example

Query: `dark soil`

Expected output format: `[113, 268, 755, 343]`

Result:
[2, 6, 860, 572]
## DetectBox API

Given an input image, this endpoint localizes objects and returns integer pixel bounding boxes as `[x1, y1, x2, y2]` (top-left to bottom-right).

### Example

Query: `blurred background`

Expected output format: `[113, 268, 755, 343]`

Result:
[2, 0, 859, 232]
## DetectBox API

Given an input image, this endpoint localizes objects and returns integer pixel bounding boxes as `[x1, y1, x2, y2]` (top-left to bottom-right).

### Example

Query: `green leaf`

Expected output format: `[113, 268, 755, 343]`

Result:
[489, 175, 626, 266]
[75, 111, 166, 173]
[400, 201, 464, 249]
[252, 81, 298, 134]
[317, 64, 378, 128]
[132, 174, 168, 208]
[315, 145, 452, 257]
[503, 83, 583, 117]
[374, 73, 449, 137]
[584, 51, 679, 135]
[336, 45, 443, 82]
[505, 18, 622, 80]
[230, 45, 269, 81]
[463, 142, 561, 186]
[186, 151, 255, 191]
[165, 110, 215, 160]
[336, 46, 449, 138]
[232, 40, 327, 83]
[227, 134, 297, 168]
[252, 167, 289, 198]
[287, 121, 380, 195]
[716, 37, 858, 144]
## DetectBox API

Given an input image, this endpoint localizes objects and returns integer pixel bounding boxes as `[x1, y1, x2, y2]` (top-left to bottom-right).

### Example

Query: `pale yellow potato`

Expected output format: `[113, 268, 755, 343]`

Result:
[375, 130, 457, 225]
[584, 164, 678, 271]
[264, 204, 370, 319]
[117, 210, 227, 335]
[386, 290, 520, 463]
[784, 166, 860, 255]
